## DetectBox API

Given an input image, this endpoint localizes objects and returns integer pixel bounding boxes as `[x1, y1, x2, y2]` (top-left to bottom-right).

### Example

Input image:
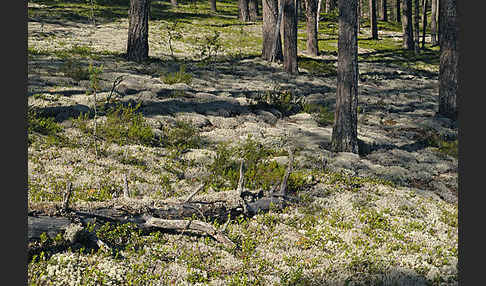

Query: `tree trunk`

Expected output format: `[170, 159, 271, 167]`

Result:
[317, 0, 323, 30]
[438, 0, 457, 120]
[381, 0, 388, 21]
[127, 0, 151, 63]
[396, 0, 401, 22]
[376, 0, 381, 19]
[357, 0, 361, 33]
[170, 0, 177, 7]
[421, 0, 427, 48]
[401, 0, 414, 50]
[239, 0, 250, 21]
[413, 0, 420, 52]
[332, 0, 359, 154]
[210, 0, 217, 12]
[430, 0, 438, 45]
[249, 0, 259, 20]
[326, 0, 337, 12]
[305, 0, 319, 55]
[262, 0, 284, 62]
[369, 0, 378, 39]
[283, 0, 298, 73]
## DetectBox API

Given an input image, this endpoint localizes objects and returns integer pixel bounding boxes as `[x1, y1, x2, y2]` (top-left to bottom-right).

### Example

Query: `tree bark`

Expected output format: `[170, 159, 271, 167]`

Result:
[305, 0, 319, 56]
[262, 0, 284, 62]
[401, 0, 414, 50]
[413, 0, 420, 52]
[357, 0, 361, 33]
[170, 0, 178, 7]
[210, 0, 217, 12]
[249, 0, 259, 20]
[421, 0, 427, 48]
[127, 0, 151, 63]
[283, 0, 298, 73]
[381, 0, 388, 21]
[438, 0, 457, 120]
[396, 0, 401, 22]
[331, 0, 358, 154]
[239, 0, 250, 21]
[369, 0, 378, 39]
[430, 0, 438, 45]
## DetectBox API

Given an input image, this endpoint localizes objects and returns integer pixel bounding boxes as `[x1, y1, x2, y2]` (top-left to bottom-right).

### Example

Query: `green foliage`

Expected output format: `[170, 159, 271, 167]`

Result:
[60, 59, 90, 81]
[28, 110, 63, 136]
[75, 103, 155, 146]
[302, 103, 334, 127]
[280, 265, 310, 286]
[161, 20, 183, 58]
[195, 30, 223, 61]
[161, 120, 201, 150]
[254, 85, 303, 116]
[298, 58, 337, 77]
[161, 65, 192, 85]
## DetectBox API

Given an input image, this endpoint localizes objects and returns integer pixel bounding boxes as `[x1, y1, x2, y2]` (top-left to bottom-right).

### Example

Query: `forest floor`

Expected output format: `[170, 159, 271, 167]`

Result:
[28, 0, 458, 285]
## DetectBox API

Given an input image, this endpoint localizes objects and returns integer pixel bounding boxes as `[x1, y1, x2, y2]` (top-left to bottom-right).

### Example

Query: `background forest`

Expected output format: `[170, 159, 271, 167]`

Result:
[27, 0, 458, 285]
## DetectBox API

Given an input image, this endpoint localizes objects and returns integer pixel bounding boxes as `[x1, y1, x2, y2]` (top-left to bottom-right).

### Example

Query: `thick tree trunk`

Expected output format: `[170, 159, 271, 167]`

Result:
[401, 0, 414, 50]
[249, 0, 259, 20]
[239, 0, 250, 21]
[127, 0, 151, 63]
[283, 0, 298, 73]
[369, 0, 378, 39]
[262, 0, 284, 62]
[430, 0, 438, 45]
[210, 0, 217, 12]
[396, 0, 401, 22]
[170, 0, 177, 7]
[381, 0, 388, 21]
[305, 0, 319, 56]
[438, 0, 457, 120]
[421, 0, 427, 48]
[331, 0, 358, 154]
[413, 0, 420, 52]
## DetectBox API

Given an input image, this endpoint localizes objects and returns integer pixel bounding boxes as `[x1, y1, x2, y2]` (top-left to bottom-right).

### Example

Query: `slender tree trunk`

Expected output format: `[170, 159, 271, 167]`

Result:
[249, 0, 259, 20]
[421, 0, 427, 48]
[127, 0, 151, 63]
[239, 0, 250, 21]
[170, 0, 177, 7]
[332, 0, 359, 154]
[430, 0, 437, 45]
[357, 0, 361, 33]
[376, 0, 381, 19]
[436, 0, 440, 44]
[369, 0, 378, 39]
[263, 0, 284, 62]
[413, 0, 420, 52]
[283, 0, 298, 73]
[438, 0, 457, 120]
[401, 0, 414, 50]
[305, 0, 319, 55]
[317, 0, 323, 30]
[381, 0, 388, 21]
[396, 0, 401, 22]
[210, 0, 217, 12]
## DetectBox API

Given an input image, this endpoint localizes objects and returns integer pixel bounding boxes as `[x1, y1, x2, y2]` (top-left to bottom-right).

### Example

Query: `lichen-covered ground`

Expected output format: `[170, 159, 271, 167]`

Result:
[28, 0, 457, 285]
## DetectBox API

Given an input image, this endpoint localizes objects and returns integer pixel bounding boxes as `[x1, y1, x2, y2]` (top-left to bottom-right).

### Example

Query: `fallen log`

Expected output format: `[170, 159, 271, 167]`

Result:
[28, 150, 296, 257]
